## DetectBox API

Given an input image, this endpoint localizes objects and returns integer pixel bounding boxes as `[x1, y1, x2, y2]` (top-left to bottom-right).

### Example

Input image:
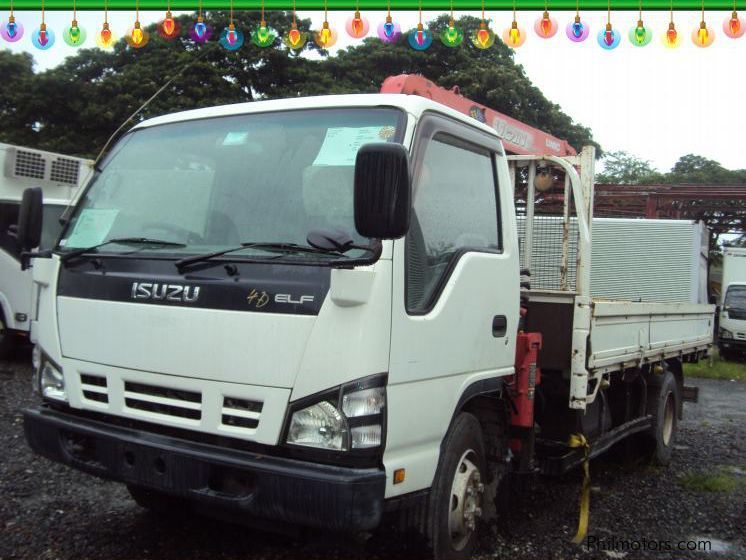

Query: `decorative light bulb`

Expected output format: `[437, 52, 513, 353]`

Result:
[502, 20, 526, 47]
[723, 10, 744, 37]
[219, 22, 244, 50]
[251, 20, 276, 47]
[1, 15, 24, 42]
[407, 22, 432, 50]
[314, 21, 337, 48]
[629, 19, 652, 46]
[662, 21, 679, 47]
[126, 20, 149, 48]
[440, 19, 463, 47]
[534, 10, 558, 38]
[284, 23, 307, 49]
[346, 10, 369, 38]
[96, 22, 115, 48]
[31, 22, 55, 49]
[470, 21, 495, 49]
[597, 22, 620, 49]
[189, 16, 211, 43]
[377, 15, 401, 43]
[692, 20, 714, 46]
[158, 10, 180, 39]
[63, 19, 87, 46]
[566, 15, 589, 42]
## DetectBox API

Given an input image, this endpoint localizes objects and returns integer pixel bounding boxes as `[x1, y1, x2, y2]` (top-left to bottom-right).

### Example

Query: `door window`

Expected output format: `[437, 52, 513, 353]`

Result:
[406, 133, 500, 312]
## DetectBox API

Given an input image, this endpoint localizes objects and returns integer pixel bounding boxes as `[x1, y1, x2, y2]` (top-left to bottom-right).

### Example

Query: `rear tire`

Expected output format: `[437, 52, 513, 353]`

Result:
[640, 370, 680, 466]
[425, 413, 487, 560]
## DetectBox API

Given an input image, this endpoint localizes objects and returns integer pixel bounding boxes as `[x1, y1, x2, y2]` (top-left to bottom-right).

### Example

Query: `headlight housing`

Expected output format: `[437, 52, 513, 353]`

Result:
[34, 350, 68, 402]
[720, 328, 733, 339]
[285, 374, 386, 460]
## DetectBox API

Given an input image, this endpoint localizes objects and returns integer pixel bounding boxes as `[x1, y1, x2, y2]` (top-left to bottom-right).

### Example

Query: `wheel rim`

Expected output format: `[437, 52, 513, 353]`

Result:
[662, 392, 675, 446]
[447, 449, 484, 551]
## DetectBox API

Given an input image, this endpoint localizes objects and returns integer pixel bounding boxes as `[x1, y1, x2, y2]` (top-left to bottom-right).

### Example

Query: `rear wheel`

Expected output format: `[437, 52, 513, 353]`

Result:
[640, 369, 680, 465]
[426, 413, 486, 560]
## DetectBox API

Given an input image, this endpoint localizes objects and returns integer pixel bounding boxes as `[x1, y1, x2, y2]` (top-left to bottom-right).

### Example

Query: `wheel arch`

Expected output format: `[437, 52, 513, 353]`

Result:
[441, 377, 511, 482]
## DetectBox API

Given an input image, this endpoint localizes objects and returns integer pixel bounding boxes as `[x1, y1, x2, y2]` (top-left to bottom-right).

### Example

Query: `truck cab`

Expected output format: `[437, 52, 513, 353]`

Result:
[0, 143, 90, 357]
[718, 247, 746, 359]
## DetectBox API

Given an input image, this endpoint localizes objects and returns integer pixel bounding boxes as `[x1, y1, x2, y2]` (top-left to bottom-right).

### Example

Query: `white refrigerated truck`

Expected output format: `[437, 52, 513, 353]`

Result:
[718, 246, 746, 359]
[19, 76, 713, 559]
[0, 143, 91, 357]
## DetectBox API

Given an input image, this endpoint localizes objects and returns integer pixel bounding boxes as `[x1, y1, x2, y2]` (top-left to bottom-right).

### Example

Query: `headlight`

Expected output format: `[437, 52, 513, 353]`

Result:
[720, 328, 733, 339]
[288, 401, 348, 451]
[285, 375, 386, 454]
[39, 358, 67, 402]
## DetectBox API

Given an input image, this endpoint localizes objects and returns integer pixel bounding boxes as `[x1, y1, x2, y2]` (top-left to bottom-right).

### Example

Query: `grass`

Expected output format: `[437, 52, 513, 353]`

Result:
[684, 350, 746, 381]
[678, 470, 741, 493]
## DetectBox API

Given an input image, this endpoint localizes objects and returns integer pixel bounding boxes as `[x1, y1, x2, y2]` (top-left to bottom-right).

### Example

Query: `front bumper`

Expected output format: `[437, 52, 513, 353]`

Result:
[24, 406, 385, 531]
[719, 338, 746, 352]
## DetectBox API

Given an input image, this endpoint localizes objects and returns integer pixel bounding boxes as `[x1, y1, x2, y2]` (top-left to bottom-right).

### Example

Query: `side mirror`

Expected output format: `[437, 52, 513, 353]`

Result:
[17, 187, 43, 252]
[354, 143, 411, 240]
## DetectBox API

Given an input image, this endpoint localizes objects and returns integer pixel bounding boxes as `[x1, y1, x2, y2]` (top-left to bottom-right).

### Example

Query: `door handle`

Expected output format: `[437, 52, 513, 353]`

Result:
[492, 315, 507, 338]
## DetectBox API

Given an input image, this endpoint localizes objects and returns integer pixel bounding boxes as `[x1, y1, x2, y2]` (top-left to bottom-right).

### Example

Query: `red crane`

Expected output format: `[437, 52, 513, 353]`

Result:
[380, 74, 577, 157]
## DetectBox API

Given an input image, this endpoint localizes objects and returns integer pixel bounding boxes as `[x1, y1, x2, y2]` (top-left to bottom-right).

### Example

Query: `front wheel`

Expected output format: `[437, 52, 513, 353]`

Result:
[0, 315, 15, 360]
[426, 413, 487, 560]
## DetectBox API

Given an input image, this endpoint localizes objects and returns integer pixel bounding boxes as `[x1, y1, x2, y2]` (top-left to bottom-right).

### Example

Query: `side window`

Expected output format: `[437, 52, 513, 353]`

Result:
[0, 202, 21, 259]
[406, 133, 500, 313]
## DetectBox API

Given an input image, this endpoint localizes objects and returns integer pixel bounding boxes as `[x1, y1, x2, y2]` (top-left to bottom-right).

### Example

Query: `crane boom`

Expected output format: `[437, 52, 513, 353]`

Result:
[380, 74, 576, 157]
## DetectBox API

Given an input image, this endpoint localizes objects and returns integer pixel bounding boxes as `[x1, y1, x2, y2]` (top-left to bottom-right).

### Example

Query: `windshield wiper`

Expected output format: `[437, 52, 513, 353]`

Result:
[174, 242, 341, 272]
[59, 237, 187, 263]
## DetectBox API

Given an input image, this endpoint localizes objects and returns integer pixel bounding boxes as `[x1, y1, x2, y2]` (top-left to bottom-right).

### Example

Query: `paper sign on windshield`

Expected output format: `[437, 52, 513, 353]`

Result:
[313, 126, 395, 166]
[64, 209, 120, 248]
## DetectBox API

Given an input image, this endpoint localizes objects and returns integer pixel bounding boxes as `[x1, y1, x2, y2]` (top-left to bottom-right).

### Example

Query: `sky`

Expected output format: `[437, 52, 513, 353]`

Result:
[2, 9, 745, 173]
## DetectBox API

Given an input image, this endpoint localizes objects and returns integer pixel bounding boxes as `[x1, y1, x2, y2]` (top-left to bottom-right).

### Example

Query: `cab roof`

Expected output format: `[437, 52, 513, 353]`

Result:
[131, 93, 503, 145]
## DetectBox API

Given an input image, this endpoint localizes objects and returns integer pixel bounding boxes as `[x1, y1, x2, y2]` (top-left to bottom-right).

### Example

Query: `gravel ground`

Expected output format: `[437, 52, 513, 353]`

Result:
[1, 351, 744, 560]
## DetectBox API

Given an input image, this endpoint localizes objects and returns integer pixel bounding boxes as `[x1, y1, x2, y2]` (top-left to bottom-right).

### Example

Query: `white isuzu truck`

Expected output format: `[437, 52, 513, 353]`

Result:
[0, 143, 90, 357]
[718, 246, 746, 360]
[20, 76, 713, 559]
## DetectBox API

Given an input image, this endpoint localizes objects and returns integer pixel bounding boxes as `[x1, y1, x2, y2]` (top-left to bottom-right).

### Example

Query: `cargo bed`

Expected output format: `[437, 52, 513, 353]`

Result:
[510, 149, 715, 410]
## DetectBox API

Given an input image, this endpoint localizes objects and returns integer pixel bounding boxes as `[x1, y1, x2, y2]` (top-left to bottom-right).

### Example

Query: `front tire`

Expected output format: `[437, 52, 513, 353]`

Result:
[426, 413, 487, 560]
[0, 314, 14, 360]
[127, 484, 187, 515]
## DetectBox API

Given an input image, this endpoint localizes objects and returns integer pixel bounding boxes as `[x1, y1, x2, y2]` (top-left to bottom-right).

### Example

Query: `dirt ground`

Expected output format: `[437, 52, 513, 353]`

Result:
[1, 352, 744, 560]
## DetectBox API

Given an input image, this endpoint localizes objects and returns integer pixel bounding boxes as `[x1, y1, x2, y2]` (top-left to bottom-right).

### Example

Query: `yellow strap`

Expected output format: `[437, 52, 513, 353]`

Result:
[568, 433, 590, 544]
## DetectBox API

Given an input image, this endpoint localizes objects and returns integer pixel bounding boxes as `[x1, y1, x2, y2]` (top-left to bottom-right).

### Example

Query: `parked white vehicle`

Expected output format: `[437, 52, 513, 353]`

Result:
[19, 80, 714, 560]
[0, 143, 91, 357]
[718, 246, 746, 359]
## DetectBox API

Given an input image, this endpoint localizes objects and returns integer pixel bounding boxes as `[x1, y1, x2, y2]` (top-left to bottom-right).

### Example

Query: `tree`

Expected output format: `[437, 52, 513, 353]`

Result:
[665, 154, 746, 184]
[596, 151, 663, 184]
[0, 12, 598, 158]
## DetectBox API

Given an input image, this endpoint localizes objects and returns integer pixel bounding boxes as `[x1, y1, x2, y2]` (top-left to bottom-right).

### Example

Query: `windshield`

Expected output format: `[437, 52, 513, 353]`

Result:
[725, 286, 746, 309]
[58, 108, 404, 260]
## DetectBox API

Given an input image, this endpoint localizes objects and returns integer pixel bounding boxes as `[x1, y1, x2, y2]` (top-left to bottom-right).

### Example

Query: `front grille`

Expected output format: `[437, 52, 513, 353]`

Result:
[221, 396, 263, 430]
[735, 332, 746, 341]
[124, 381, 202, 421]
[80, 373, 108, 404]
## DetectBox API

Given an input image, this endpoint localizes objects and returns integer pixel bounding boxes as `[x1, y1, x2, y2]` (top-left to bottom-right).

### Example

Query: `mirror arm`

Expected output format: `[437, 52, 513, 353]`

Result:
[20, 249, 53, 271]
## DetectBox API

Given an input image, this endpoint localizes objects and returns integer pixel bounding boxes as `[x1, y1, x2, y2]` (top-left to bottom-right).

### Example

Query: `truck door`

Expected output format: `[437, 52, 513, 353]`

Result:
[384, 114, 520, 496]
